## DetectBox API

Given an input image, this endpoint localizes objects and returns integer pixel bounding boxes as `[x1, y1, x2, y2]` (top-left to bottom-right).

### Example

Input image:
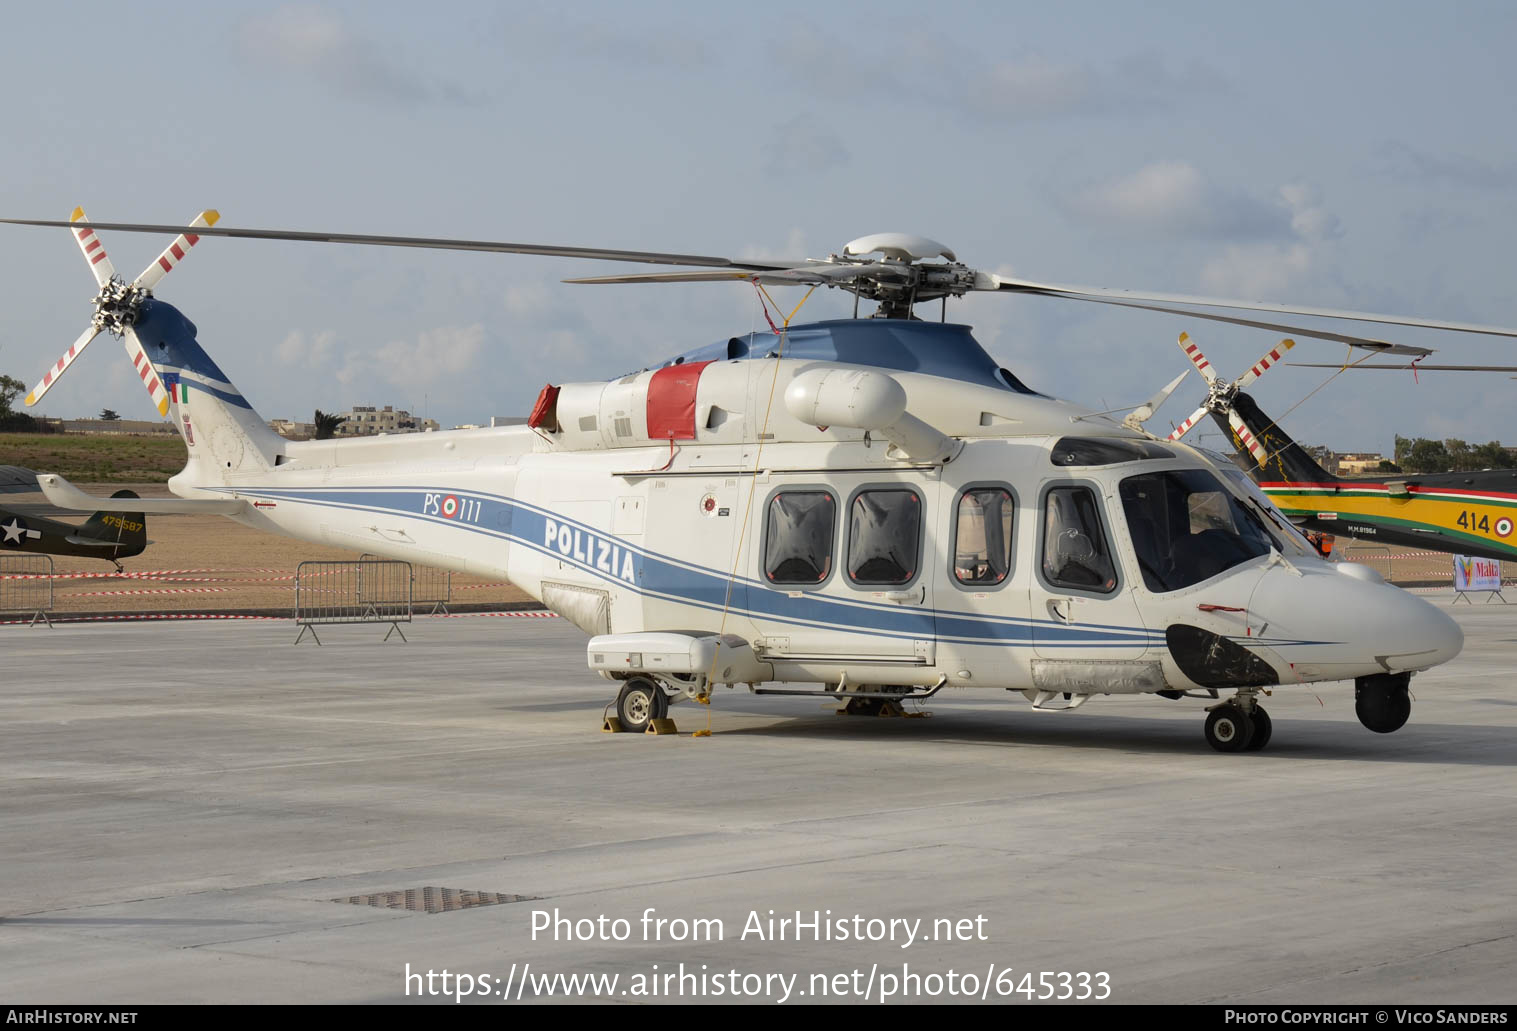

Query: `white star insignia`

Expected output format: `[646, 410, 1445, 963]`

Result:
[1, 517, 25, 545]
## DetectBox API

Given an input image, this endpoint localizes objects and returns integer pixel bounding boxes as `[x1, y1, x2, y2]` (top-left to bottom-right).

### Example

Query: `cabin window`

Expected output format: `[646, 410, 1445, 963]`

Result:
[764, 491, 836, 584]
[1050, 437, 1173, 467]
[1119, 469, 1274, 592]
[847, 489, 922, 585]
[954, 487, 1014, 585]
[1042, 486, 1117, 593]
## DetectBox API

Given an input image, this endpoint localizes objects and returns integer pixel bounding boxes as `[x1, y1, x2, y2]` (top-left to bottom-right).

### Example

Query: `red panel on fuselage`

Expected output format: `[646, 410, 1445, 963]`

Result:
[646, 361, 713, 440]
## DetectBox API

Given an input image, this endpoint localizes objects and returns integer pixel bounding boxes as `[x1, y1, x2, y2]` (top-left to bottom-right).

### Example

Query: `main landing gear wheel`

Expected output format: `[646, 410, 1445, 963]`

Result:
[616, 677, 668, 733]
[1355, 673, 1412, 734]
[1244, 706, 1273, 752]
[840, 697, 886, 716]
[1204, 704, 1254, 753]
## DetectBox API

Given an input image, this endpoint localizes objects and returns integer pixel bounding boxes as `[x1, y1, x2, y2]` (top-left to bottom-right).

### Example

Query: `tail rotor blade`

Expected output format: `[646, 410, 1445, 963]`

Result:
[1168, 404, 1210, 441]
[122, 327, 171, 417]
[24, 324, 103, 407]
[1177, 332, 1218, 383]
[132, 210, 220, 292]
[1235, 338, 1296, 390]
[70, 207, 117, 287]
[1228, 407, 1266, 466]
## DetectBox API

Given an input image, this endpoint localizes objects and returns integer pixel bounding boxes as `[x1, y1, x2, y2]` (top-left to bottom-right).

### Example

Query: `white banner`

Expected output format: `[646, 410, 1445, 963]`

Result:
[1454, 555, 1502, 592]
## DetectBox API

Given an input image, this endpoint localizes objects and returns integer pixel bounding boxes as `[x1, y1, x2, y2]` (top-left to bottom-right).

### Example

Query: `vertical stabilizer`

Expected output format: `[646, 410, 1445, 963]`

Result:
[77, 490, 147, 554]
[129, 299, 285, 490]
[1221, 391, 1340, 484]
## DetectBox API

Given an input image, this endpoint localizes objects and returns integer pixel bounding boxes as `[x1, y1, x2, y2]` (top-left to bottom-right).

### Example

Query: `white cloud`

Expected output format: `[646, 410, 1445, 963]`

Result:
[768, 27, 1229, 123]
[1374, 141, 1517, 191]
[1199, 242, 1315, 298]
[274, 329, 337, 368]
[240, 4, 478, 105]
[337, 324, 484, 387]
[1062, 161, 1289, 240]
[1195, 183, 1343, 297]
[1278, 183, 1342, 242]
[978, 55, 1094, 113]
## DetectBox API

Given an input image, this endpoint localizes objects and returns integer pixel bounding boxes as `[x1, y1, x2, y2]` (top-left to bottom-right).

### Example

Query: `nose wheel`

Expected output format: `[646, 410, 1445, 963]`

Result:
[615, 677, 669, 734]
[1355, 672, 1411, 733]
[1203, 697, 1272, 753]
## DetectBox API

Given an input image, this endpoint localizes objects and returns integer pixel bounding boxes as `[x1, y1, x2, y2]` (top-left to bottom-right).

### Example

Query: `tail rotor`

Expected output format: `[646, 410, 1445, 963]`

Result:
[1165, 332, 1295, 467]
[23, 207, 220, 416]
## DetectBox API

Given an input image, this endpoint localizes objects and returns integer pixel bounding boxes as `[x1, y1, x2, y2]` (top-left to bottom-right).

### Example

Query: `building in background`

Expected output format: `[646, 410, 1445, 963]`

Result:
[268, 419, 316, 439]
[333, 405, 439, 436]
[1335, 452, 1389, 476]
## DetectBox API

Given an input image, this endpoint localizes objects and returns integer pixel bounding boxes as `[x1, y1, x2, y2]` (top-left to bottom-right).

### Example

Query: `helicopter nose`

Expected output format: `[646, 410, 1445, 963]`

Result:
[1337, 570, 1464, 673]
[1378, 586, 1464, 671]
[1251, 564, 1464, 676]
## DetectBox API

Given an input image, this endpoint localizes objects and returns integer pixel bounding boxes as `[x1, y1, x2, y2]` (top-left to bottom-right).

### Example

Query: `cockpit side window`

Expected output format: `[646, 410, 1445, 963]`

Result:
[1120, 469, 1274, 592]
[764, 491, 836, 584]
[847, 489, 922, 585]
[954, 487, 1014, 585]
[1041, 486, 1117, 593]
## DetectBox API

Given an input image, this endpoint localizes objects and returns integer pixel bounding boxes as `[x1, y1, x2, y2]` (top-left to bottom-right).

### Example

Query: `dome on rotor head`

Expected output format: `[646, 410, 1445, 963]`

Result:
[843, 233, 956, 263]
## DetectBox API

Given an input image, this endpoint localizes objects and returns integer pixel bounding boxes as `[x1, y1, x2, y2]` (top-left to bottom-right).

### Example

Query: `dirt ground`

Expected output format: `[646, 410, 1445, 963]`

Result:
[2, 484, 532, 614]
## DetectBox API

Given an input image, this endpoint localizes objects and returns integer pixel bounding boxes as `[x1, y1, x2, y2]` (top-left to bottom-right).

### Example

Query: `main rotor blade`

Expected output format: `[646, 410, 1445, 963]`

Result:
[565, 269, 760, 285]
[1287, 362, 1517, 372]
[564, 264, 897, 286]
[69, 207, 117, 287]
[133, 210, 220, 292]
[1123, 370, 1188, 430]
[1026, 290, 1434, 356]
[25, 324, 102, 407]
[988, 274, 1517, 342]
[0, 217, 799, 273]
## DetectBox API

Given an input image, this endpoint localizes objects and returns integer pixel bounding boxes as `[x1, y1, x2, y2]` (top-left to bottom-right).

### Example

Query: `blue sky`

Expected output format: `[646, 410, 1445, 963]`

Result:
[2, 1, 1515, 453]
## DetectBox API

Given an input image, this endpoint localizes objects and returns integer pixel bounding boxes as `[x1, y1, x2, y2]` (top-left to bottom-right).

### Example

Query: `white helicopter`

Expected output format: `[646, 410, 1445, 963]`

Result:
[5, 211, 1512, 752]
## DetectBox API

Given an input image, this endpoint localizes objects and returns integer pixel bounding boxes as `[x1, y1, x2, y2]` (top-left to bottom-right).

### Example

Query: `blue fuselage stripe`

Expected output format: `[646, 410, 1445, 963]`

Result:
[223, 484, 1271, 648]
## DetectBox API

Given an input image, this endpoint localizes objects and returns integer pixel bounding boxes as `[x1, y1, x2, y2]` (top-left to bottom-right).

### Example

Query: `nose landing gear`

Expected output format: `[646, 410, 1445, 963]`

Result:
[615, 676, 669, 734]
[1203, 690, 1272, 753]
[1355, 672, 1411, 733]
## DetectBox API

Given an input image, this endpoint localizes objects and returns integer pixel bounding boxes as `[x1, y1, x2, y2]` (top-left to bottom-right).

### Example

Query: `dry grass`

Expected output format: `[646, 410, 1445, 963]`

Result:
[0, 432, 185, 483]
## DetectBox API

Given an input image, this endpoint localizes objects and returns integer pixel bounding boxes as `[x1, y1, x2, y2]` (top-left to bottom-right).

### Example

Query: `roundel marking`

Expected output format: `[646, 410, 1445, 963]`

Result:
[441, 495, 460, 519]
[1496, 516, 1513, 539]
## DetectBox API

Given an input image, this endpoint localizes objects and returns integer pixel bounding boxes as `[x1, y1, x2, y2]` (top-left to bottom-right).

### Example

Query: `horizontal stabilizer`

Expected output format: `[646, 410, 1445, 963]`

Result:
[38, 474, 248, 515]
[65, 534, 155, 547]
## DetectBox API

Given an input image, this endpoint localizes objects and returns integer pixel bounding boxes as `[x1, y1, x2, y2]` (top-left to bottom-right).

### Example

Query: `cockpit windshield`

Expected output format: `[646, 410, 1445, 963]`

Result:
[1120, 469, 1277, 592]
[1211, 463, 1317, 557]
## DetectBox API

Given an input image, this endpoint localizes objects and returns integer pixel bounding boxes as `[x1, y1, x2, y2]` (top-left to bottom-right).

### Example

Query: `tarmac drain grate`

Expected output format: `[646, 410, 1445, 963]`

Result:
[332, 887, 539, 914]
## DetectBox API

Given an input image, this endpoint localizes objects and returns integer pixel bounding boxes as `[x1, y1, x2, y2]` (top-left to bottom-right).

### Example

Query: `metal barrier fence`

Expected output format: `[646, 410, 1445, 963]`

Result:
[361, 553, 451, 614]
[0, 555, 53, 627]
[1341, 545, 1394, 582]
[294, 560, 411, 644]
